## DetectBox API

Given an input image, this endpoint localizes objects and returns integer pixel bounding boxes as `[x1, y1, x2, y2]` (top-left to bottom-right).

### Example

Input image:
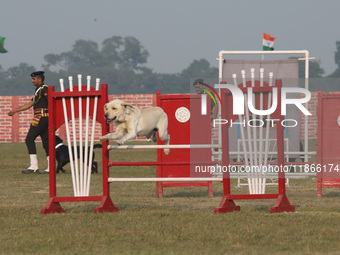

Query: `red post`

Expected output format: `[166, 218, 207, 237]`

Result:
[270, 80, 295, 213]
[317, 90, 323, 198]
[41, 86, 65, 214]
[214, 81, 240, 213]
[95, 84, 119, 213]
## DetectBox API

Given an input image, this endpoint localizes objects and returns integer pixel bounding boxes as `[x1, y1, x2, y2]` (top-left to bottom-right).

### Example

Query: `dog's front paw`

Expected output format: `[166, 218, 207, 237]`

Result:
[99, 136, 107, 142]
[164, 148, 170, 155]
[117, 139, 125, 146]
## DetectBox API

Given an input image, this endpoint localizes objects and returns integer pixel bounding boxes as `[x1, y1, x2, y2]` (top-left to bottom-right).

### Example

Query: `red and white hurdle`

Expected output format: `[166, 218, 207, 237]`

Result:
[214, 76, 295, 213]
[41, 75, 118, 214]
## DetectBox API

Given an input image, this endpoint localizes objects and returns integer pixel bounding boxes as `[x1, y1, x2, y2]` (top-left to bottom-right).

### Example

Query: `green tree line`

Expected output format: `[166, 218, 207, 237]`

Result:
[0, 35, 339, 96]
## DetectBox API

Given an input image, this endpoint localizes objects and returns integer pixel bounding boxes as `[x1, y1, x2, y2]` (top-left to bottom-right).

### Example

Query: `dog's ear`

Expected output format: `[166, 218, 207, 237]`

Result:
[121, 102, 135, 115]
[121, 102, 134, 109]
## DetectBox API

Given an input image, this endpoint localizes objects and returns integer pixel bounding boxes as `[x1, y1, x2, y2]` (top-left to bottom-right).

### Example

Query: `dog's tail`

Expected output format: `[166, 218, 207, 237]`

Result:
[94, 144, 102, 149]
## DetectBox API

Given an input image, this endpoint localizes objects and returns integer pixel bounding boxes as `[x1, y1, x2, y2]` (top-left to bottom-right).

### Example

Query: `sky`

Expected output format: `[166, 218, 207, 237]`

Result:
[1, 0, 339, 76]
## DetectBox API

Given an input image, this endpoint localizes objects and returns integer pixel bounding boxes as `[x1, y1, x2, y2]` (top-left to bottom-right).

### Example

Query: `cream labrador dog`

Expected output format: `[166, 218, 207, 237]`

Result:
[99, 99, 170, 155]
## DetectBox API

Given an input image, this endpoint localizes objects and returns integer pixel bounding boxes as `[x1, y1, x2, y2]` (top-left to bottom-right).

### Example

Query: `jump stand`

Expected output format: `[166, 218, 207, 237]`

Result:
[41, 76, 118, 214]
[156, 92, 213, 197]
[317, 91, 340, 197]
[214, 77, 295, 214]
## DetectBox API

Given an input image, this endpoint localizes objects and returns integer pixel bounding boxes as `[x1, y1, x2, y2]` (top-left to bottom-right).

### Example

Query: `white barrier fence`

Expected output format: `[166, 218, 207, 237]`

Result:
[60, 75, 100, 197]
[108, 173, 316, 183]
[108, 144, 221, 150]
[217, 68, 275, 195]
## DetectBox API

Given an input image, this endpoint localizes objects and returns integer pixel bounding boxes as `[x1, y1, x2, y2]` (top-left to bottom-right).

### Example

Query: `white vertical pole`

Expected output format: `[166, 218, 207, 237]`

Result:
[60, 79, 77, 196]
[217, 54, 223, 164]
[78, 74, 84, 196]
[250, 68, 258, 194]
[242, 70, 254, 194]
[262, 72, 274, 194]
[69, 76, 80, 196]
[218, 51, 223, 83]
[86, 78, 100, 196]
[233, 74, 240, 187]
[258, 68, 264, 194]
[83, 76, 91, 195]
[201, 94, 207, 115]
[234, 73, 250, 190]
[304, 51, 309, 162]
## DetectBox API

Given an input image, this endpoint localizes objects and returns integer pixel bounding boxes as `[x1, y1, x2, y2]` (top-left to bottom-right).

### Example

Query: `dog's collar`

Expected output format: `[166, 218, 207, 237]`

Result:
[125, 105, 135, 113]
[55, 143, 63, 149]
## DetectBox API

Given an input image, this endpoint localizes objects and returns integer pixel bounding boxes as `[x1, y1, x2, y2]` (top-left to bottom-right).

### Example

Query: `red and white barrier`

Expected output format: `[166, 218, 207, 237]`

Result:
[41, 75, 118, 214]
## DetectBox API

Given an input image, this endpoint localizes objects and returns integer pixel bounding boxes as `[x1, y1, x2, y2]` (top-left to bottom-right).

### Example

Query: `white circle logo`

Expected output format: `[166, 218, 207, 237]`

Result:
[175, 107, 190, 123]
[338, 115, 340, 127]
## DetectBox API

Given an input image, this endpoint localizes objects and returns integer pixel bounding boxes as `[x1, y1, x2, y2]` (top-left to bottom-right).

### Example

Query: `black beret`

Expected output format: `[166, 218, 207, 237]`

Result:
[193, 79, 204, 86]
[31, 71, 45, 77]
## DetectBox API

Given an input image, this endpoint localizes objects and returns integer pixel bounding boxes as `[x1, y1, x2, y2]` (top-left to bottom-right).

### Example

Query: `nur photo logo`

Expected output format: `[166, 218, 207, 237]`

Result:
[197, 81, 312, 128]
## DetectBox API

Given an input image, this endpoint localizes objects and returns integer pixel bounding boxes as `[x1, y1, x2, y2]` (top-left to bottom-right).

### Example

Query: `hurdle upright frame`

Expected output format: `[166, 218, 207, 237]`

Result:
[317, 90, 340, 197]
[41, 83, 118, 214]
[217, 50, 311, 163]
[214, 79, 295, 213]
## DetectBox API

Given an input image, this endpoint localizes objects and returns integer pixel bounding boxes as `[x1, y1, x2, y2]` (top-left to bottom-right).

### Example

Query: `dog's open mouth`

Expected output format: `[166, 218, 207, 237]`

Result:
[107, 116, 117, 123]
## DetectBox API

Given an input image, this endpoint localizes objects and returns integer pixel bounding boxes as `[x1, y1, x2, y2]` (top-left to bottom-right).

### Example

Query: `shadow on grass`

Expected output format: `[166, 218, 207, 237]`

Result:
[323, 191, 340, 197]
[252, 205, 270, 212]
[115, 203, 192, 211]
[63, 203, 99, 213]
[164, 190, 212, 198]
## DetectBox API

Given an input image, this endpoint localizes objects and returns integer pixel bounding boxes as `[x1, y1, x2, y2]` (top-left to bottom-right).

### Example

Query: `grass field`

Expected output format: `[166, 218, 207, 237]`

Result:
[1, 142, 340, 255]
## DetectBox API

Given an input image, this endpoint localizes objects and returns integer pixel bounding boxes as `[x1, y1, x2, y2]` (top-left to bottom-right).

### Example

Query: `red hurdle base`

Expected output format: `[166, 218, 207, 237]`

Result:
[41, 198, 66, 214]
[41, 196, 119, 214]
[214, 197, 240, 213]
[214, 193, 295, 214]
[94, 196, 119, 213]
[270, 194, 295, 213]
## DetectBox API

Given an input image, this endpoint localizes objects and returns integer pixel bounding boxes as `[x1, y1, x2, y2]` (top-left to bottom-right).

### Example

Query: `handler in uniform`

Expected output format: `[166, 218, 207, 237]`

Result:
[8, 71, 49, 174]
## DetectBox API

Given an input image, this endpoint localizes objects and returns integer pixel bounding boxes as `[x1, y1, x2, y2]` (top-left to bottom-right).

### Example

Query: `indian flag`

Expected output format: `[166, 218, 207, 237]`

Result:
[262, 33, 277, 51]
